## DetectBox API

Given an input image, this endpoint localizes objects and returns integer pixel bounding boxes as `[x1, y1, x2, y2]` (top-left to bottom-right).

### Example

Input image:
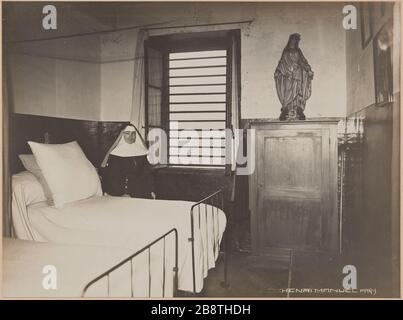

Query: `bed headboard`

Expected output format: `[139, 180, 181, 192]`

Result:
[10, 113, 129, 174]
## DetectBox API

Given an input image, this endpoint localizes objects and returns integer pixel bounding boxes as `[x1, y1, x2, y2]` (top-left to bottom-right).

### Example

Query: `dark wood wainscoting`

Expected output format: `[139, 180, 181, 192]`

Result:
[154, 168, 230, 202]
[353, 102, 398, 296]
[10, 113, 128, 173]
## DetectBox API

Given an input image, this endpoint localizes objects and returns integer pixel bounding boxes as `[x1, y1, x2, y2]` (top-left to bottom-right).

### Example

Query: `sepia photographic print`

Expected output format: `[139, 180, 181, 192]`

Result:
[1, 0, 401, 303]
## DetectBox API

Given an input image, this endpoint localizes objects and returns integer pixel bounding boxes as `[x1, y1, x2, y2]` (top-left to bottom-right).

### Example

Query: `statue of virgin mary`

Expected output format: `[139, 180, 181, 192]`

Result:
[274, 33, 314, 120]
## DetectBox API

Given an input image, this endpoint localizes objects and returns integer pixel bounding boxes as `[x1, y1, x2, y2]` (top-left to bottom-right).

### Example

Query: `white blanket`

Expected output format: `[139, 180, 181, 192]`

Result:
[12, 194, 226, 293]
[3, 238, 176, 298]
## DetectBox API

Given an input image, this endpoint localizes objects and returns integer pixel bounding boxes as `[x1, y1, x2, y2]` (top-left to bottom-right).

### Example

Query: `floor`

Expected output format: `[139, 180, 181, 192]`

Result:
[198, 247, 381, 298]
[178, 221, 390, 298]
[201, 251, 290, 298]
[194, 222, 384, 298]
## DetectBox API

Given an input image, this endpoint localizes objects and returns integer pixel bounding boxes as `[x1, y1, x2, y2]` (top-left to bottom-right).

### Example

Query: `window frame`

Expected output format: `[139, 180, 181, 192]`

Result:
[145, 30, 240, 169]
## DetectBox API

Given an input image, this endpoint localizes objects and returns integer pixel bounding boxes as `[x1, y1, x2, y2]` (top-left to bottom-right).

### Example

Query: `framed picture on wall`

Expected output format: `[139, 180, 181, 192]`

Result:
[373, 19, 394, 104]
[360, 2, 373, 49]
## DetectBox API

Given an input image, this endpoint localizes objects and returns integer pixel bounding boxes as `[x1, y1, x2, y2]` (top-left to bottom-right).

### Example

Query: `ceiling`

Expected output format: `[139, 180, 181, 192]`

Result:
[3, 2, 118, 43]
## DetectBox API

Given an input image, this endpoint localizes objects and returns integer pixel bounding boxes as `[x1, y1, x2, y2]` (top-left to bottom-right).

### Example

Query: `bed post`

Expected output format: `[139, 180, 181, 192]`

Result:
[173, 228, 179, 296]
[189, 205, 197, 293]
[220, 233, 230, 288]
[220, 191, 229, 289]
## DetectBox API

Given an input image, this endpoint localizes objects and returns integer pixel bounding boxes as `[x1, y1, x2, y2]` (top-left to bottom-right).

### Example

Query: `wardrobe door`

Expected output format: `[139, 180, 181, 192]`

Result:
[250, 121, 338, 254]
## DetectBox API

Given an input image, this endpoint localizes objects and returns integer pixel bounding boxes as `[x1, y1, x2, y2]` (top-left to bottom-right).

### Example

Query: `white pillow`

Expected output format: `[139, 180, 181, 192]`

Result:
[28, 141, 102, 208]
[18, 154, 54, 205]
[12, 171, 47, 206]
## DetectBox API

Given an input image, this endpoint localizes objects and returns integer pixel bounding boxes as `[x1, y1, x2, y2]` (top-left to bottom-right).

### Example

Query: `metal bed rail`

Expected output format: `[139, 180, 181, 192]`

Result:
[81, 228, 178, 298]
[189, 189, 228, 293]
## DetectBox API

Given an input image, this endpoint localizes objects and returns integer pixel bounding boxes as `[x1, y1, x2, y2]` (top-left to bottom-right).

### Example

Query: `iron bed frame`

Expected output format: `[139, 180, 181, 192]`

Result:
[189, 189, 229, 293]
[81, 228, 178, 298]
[81, 189, 228, 297]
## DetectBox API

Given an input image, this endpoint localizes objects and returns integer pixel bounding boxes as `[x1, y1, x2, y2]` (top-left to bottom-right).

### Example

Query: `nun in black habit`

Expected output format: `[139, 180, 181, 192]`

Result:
[100, 124, 156, 199]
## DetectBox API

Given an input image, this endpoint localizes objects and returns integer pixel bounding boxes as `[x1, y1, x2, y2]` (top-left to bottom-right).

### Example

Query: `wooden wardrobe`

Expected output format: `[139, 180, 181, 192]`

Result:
[249, 120, 339, 254]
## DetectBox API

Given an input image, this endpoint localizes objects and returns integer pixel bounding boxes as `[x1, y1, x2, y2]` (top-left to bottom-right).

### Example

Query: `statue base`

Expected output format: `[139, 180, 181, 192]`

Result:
[279, 107, 306, 121]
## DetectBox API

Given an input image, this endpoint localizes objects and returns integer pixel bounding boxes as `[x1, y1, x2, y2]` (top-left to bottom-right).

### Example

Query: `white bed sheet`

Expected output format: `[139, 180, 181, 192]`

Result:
[3, 238, 176, 298]
[12, 195, 226, 293]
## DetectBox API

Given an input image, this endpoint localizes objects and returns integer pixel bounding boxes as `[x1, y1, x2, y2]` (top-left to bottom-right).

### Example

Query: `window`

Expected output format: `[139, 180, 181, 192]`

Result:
[168, 49, 228, 166]
[145, 31, 239, 169]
